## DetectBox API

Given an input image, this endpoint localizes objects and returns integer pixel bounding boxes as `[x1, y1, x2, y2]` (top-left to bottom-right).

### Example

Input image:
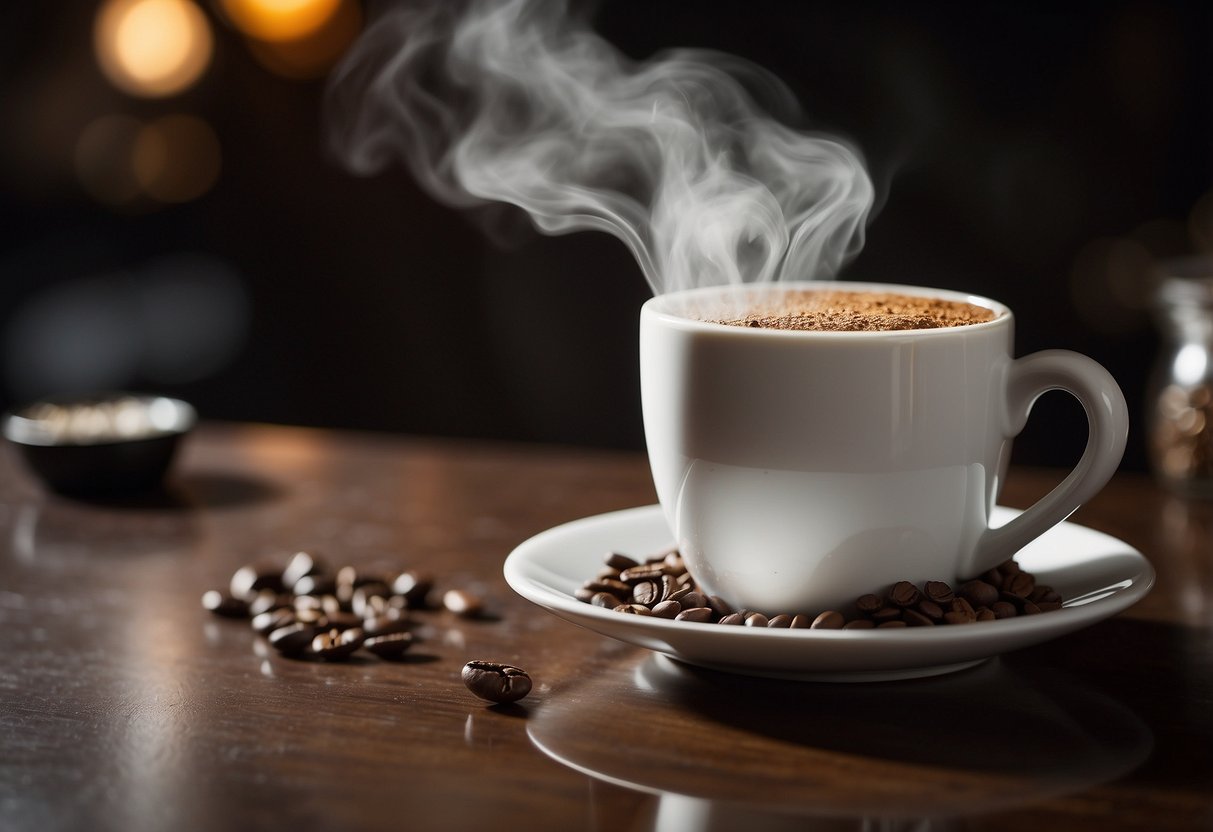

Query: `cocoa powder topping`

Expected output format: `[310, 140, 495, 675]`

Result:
[710, 290, 997, 332]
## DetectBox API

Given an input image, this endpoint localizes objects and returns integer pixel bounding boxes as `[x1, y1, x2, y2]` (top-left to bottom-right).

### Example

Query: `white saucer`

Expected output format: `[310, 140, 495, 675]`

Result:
[504, 505, 1155, 681]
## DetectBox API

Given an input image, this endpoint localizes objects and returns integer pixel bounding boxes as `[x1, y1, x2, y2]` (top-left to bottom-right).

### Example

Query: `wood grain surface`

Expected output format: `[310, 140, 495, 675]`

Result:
[1, 423, 1209, 832]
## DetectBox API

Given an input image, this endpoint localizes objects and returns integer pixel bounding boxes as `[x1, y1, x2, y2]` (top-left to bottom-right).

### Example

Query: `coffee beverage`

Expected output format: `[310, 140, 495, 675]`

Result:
[709, 289, 997, 332]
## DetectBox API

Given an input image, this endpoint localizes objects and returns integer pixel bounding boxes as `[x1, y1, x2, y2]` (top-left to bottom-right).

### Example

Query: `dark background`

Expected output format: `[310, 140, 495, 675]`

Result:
[2, 0, 1210, 473]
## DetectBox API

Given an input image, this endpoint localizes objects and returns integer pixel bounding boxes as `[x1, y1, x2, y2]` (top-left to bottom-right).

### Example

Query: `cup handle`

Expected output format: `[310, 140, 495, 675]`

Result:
[966, 350, 1129, 578]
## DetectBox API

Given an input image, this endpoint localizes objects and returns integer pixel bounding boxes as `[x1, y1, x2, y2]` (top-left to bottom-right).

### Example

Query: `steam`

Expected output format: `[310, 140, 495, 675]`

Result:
[327, 0, 874, 295]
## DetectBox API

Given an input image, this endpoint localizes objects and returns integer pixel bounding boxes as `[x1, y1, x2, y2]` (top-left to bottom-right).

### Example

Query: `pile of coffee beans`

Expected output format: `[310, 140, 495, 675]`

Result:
[576, 549, 1065, 629]
[202, 550, 489, 661]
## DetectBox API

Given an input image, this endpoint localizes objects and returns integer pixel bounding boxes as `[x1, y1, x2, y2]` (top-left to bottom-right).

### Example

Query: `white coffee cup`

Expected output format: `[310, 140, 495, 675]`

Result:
[640, 281, 1129, 614]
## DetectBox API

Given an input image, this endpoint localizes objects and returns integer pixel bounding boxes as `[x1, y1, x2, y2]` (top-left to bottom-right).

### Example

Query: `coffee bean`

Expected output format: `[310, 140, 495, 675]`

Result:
[604, 551, 639, 572]
[248, 590, 290, 617]
[1004, 572, 1035, 598]
[596, 567, 622, 581]
[591, 592, 622, 610]
[767, 614, 793, 628]
[462, 661, 532, 703]
[915, 600, 944, 621]
[1030, 586, 1062, 604]
[310, 627, 364, 660]
[744, 612, 769, 628]
[615, 603, 653, 615]
[251, 607, 296, 634]
[443, 589, 483, 617]
[943, 612, 976, 625]
[789, 614, 811, 628]
[619, 563, 668, 583]
[282, 551, 325, 590]
[844, 619, 875, 629]
[1021, 601, 1042, 615]
[663, 552, 686, 573]
[951, 597, 975, 616]
[903, 609, 935, 627]
[982, 567, 1004, 588]
[631, 581, 663, 606]
[230, 565, 284, 600]
[717, 612, 744, 625]
[268, 622, 319, 656]
[574, 587, 596, 603]
[293, 573, 336, 597]
[855, 594, 884, 614]
[391, 571, 434, 607]
[675, 607, 713, 623]
[958, 580, 999, 608]
[364, 632, 414, 659]
[877, 620, 908, 628]
[976, 608, 996, 622]
[352, 584, 392, 618]
[679, 591, 708, 610]
[363, 613, 411, 637]
[707, 595, 734, 616]
[202, 590, 250, 618]
[991, 601, 1018, 619]
[810, 610, 846, 629]
[584, 578, 632, 597]
[924, 581, 955, 604]
[651, 600, 682, 619]
[999, 558, 1021, 575]
[1036, 601, 1063, 612]
[889, 581, 922, 608]
[871, 607, 902, 623]
[667, 586, 693, 604]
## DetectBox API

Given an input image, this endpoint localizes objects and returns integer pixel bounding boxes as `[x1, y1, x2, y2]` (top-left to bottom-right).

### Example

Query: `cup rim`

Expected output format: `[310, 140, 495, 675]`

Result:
[641, 281, 1012, 338]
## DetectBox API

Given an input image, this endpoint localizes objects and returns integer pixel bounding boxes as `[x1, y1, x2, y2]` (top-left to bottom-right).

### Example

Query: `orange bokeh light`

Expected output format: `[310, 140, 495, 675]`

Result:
[94, 0, 213, 98]
[218, 0, 342, 42]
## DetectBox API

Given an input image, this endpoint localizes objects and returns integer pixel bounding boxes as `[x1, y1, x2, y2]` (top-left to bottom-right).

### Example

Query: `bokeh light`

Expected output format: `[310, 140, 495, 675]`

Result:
[74, 115, 144, 206]
[218, 0, 341, 42]
[95, 0, 213, 98]
[133, 115, 222, 203]
[244, 0, 362, 79]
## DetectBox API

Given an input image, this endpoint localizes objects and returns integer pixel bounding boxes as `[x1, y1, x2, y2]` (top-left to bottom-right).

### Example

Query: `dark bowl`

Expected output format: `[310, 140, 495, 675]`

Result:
[3, 394, 196, 497]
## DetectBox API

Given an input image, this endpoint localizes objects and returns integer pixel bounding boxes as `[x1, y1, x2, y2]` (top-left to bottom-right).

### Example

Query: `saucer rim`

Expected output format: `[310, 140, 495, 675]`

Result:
[503, 504, 1154, 677]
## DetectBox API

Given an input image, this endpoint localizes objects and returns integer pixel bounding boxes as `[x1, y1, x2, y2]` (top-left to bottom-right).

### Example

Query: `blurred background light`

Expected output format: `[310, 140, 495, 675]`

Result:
[133, 115, 221, 203]
[74, 114, 145, 206]
[218, 0, 341, 42]
[94, 0, 213, 98]
[242, 0, 362, 79]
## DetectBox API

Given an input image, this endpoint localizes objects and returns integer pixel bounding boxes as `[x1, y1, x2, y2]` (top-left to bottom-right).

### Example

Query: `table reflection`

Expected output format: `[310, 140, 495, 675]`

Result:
[529, 654, 1151, 831]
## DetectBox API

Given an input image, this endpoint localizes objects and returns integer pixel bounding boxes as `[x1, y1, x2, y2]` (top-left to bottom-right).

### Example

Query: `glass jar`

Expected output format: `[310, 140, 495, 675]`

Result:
[1148, 255, 1213, 498]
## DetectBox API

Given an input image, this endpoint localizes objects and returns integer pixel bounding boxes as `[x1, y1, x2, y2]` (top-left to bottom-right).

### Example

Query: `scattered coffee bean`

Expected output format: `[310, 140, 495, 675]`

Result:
[282, 551, 325, 590]
[251, 608, 296, 634]
[230, 565, 283, 600]
[707, 595, 734, 616]
[976, 608, 996, 622]
[631, 581, 663, 606]
[362, 613, 411, 637]
[991, 601, 1018, 620]
[293, 574, 336, 597]
[615, 603, 653, 615]
[619, 563, 668, 583]
[915, 600, 944, 621]
[674, 607, 712, 623]
[443, 589, 483, 617]
[871, 607, 902, 623]
[717, 612, 744, 625]
[844, 619, 876, 629]
[856, 594, 884, 614]
[202, 590, 250, 618]
[391, 571, 434, 607]
[310, 627, 364, 661]
[248, 590, 289, 617]
[902, 609, 935, 627]
[462, 661, 532, 704]
[767, 614, 793, 628]
[584, 578, 631, 597]
[268, 622, 319, 656]
[364, 632, 414, 659]
[789, 614, 811, 628]
[1022, 601, 1042, 615]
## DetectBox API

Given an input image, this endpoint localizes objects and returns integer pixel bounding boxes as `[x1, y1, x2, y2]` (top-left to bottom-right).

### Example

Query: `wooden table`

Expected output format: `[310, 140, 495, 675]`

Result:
[1, 423, 1209, 831]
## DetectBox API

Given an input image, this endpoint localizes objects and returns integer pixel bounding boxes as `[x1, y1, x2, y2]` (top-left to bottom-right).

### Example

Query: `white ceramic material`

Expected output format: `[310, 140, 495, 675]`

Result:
[640, 282, 1130, 613]
[503, 505, 1153, 681]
